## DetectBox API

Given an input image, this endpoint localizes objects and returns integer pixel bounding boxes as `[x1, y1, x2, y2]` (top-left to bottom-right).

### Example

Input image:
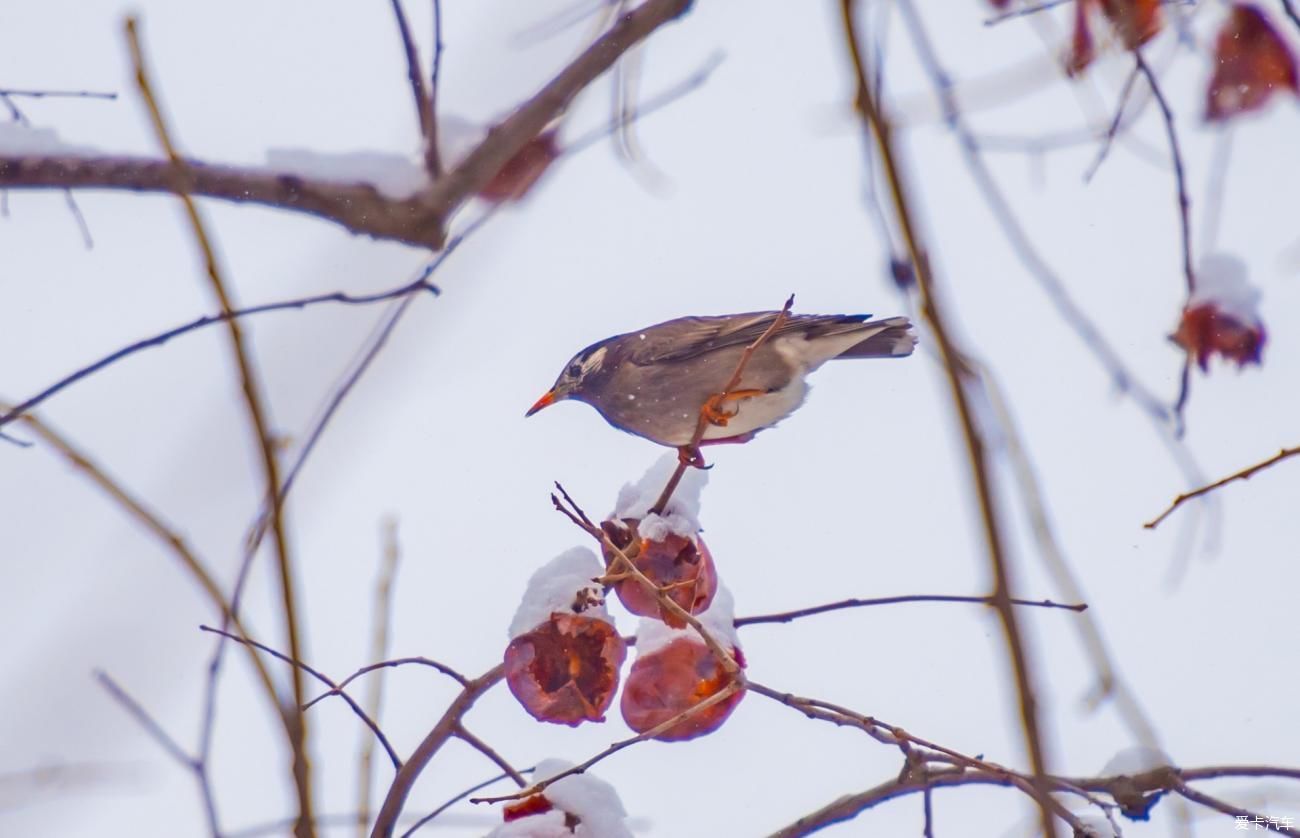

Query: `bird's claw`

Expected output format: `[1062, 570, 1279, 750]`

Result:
[677, 445, 709, 469]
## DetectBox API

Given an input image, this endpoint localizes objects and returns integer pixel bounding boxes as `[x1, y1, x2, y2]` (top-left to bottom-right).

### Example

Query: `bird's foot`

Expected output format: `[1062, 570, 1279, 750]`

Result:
[676, 445, 709, 469]
[702, 389, 765, 427]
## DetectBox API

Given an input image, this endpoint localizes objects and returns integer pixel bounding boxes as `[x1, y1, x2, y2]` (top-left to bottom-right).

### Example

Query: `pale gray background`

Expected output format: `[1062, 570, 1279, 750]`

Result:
[2, 1, 1297, 836]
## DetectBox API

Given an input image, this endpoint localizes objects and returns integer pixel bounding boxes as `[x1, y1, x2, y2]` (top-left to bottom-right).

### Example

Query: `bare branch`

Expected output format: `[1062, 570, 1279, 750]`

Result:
[1135, 53, 1195, 295]
[0, 154, 447, 247]
[733, 594, 1086, 627]
[470, 682, 743, 805]
[369, 664, 506, 838]
[453, 725, 528, 788]
[0, 88, 117, 101]
[399, 768, 532, 838]
[841, 3, 1055, 835]
[1145, 446, 1300, 529]
[125, 19, 314, 835]
[389, 0, 433, 147]
[358, 519, 403, 835]
[0, 274, 440, 433]
[199, 625, 401, 771]
[0, 0, 693, 250]
[94, 672, 221, 837]
[428, 0, 445, 178]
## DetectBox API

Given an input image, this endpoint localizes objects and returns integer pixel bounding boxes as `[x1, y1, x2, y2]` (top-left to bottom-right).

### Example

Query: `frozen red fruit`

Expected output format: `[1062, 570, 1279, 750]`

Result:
[601, 518, 717, 629]
[1173, 304, 1265, 371]
[503, 795, 556, 822]
[1172, 254, 1266, 371]
[1206, 4, 1299, 121]
[1068, 0, 1162, 75]
[478, 131, 561, 202]
[505, 613, 627, 726]
[621, 636, 745, 741]
[1098, 0, 1162, 49]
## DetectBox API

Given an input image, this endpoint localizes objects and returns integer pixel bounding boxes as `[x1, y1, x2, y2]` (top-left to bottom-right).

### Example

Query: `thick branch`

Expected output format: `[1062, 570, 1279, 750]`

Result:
[0, 154, 447, 248]
[0, 0, 693, 251]
[369, 664, 505, 838]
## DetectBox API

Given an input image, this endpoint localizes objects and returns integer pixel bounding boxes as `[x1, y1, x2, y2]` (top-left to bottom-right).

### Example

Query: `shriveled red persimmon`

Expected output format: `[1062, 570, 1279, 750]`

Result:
[1206, 4, 1299, 121]
[1172, 303, 1266, 371]
[620, 637, 744, 742]
[504, 613, 627, 726]
[600, 518, 717, 629]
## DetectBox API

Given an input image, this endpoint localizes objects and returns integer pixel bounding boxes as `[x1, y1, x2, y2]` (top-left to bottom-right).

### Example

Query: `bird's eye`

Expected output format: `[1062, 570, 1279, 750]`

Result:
[567, 363, 583, 378]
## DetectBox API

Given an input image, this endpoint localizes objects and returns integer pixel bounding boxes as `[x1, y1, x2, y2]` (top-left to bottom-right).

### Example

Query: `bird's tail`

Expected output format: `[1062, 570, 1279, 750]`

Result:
[838, 316, 917, 358]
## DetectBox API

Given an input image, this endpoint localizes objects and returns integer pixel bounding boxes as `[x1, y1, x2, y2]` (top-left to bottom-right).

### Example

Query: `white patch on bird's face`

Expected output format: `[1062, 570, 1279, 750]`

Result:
[580, 346, 607, 375]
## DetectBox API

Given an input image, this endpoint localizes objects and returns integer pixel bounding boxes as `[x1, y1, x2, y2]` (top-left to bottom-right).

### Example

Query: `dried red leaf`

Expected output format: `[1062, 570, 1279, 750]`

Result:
[478, 131, 561, 202]
[503, 795, 554, 822]
[620, 637, 744, 742]
[1172, 303, 1266, 371]
[504, 613, 627, 726]
[1206, 4, 1299, 121]
[1098, 0, 1162, 49]
[1067, 0, 1098, 76]
[988, 0, 1012, 8]
[600, 519, 717, 629]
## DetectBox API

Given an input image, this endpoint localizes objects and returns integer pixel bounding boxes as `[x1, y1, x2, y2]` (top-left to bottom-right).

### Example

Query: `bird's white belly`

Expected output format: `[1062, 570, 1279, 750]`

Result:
[700, 378, 808, 440]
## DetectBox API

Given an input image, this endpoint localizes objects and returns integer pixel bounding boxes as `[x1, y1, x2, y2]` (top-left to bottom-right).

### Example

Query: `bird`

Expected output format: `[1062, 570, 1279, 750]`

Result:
[526, 309, 916, 451]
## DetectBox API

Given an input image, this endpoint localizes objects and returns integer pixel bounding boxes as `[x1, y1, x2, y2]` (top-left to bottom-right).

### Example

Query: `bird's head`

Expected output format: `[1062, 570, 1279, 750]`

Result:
[526, 343, 609, 416]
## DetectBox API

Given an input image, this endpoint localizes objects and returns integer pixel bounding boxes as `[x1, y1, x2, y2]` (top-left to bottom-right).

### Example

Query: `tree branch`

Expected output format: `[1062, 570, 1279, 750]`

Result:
[125, 19, 315, 836]
[0, 0, 694, 251]
[840, 3, 1055, 835]
[734, 594, 1086, 627]
[1145, 445, 1300, 529]
[369, 664, 505, 838]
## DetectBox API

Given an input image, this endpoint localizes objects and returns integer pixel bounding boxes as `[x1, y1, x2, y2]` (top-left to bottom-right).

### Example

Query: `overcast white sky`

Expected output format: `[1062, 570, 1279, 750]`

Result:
[2, 1, 1298, 836]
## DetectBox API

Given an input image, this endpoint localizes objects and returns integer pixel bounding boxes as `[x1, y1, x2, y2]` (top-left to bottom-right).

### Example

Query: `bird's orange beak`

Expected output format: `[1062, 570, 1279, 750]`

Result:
[525, 389, 558, 417]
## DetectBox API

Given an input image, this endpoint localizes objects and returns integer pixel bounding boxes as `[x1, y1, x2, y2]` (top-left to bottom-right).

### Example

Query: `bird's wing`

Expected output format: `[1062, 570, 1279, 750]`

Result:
[625, 312, 874, 365]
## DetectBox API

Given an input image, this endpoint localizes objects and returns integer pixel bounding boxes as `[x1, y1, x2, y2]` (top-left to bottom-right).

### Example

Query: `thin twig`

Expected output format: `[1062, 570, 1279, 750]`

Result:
[94, 672, 194, 774]
[359, 519, 403, 837]
[649, 295, 795, 515]
[4, 405, 282, 717]
[305, 657, 470, 710]
[199, 626, 401, 771]
[453, 725, 528, 787]
[428, 0, 445, 178]
[553, 486, 740, 674]
[399, 768, 532, 838]
[0, 276, 439, 431]
[125, 20, 314, 835]
[388, 0, 434, 155]
[0, 88, 117, 100]
[733, 594, 1086, 627]
[1145, 446, 1300, 529]
[841, 4, 1055, 836]
[1173, 782, 1299, 834]
[470, 682, 743, 805]
[893, 0, 1185, 444]
[94, 672, 221, 836]
[369, 664, 506, 838]
[1135, 52, 1195, 294]
[749, 679, 1084, 832]
[1082, 64, 1141, 182]
[1281, 0, 1300, 34]
[977, 363, 1166, 749]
